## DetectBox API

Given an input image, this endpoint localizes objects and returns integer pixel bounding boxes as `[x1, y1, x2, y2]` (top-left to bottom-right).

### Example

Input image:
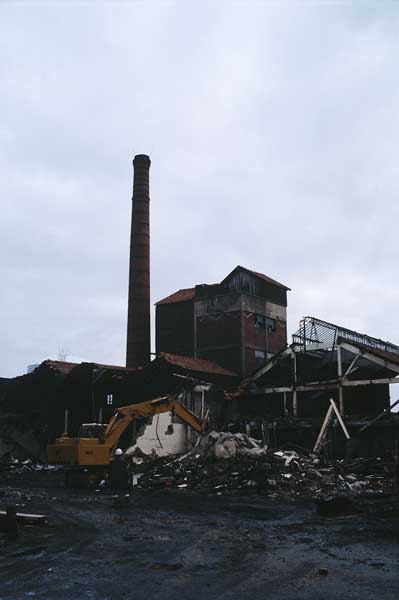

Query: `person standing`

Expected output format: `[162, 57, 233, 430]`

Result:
[109, 448, 130, 491]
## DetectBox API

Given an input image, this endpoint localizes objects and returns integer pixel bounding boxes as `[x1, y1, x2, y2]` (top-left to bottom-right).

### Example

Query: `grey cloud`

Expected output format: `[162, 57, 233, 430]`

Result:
[1, 2, 399, 376]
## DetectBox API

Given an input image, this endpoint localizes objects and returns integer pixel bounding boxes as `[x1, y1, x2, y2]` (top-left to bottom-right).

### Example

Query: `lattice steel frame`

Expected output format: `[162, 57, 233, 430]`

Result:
[292, 316, 399, 355]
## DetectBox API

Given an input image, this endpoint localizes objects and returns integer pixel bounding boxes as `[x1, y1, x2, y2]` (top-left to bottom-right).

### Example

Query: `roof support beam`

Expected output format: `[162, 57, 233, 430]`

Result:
[260, 376, 399, 394]
[252, 345, 296, 380]
[343, 354, 360, 378]
[293, 351, 298, 417]
[260, 383, 337, 394]
[338, 341, 399, 374]
[337, 346, 344, 414]
[343, 377, 399, 387]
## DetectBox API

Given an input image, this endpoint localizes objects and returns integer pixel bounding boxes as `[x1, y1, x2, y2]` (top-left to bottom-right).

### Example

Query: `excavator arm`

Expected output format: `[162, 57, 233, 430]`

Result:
[104, 395, 206, 451]
[47, 394, 207, 471]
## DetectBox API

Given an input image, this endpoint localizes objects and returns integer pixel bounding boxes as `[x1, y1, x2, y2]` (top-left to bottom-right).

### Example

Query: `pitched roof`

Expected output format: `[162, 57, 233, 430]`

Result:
[159, 352, 239, 378]
[156, 266, 289, 307]
[156, 287, 196, 305]
[224, 266, 290, 290]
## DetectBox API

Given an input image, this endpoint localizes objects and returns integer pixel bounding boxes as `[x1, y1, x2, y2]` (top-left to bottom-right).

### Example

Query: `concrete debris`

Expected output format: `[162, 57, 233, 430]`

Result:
[133, 437, 393, 498]
[126, 446, 156, 464]
[198, 431, 269, 459]
[0, 457, 60, 474]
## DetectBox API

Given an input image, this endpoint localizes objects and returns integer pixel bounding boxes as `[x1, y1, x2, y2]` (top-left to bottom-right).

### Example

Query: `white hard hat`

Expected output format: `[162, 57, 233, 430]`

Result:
[115, 448, 123, 456]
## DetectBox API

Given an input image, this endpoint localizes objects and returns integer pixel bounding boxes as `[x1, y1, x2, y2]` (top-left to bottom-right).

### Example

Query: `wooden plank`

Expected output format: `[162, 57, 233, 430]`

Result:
[262, 383, 337, 394]
[262, 386, 293, 394]
[337, 346, 343, 377]
[261, 376, 399, 394]
[343, 377, 399, 387]
[252, 346, 294, 380]
[0, 510, 47, 524]
[313, 405, 334, 453]
[338, 385, 344, 415]
[343, 354, 360, 378]
[330, 398, 350, 439]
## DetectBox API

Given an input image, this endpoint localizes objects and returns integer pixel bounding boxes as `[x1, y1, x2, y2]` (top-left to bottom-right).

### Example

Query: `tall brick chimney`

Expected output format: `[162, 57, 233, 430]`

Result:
[126, 154, 151, 368]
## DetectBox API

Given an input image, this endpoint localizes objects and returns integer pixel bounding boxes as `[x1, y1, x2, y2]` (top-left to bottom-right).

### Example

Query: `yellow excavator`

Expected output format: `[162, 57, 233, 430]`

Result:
[47, 395, 207, 486]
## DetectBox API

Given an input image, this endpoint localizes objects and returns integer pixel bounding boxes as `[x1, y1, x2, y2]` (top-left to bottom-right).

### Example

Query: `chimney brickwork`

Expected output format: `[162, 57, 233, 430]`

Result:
[126, 154, 151, 368]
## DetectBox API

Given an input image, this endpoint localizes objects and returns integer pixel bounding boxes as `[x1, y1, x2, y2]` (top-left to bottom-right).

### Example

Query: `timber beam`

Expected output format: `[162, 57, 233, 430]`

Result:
[260, 376, 399, 394]
[338, 341, 399, 374]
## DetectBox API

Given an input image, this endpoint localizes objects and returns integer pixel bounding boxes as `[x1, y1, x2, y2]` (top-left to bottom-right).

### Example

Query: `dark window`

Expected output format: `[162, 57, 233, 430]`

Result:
[255, 314, 276, 332]
[255, 314, 264, 329]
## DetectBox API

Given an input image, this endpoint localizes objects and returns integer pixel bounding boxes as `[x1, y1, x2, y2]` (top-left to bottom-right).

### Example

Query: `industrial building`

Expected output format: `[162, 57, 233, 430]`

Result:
[156, 265, 289, 377]
[1, 153, 399, 462]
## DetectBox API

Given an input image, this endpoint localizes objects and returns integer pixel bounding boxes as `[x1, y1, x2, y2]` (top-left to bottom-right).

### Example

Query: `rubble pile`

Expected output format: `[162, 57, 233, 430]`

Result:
[0, 414, 48, 463]
[133, 431, 394, 498]
[0, 458, 60, 474]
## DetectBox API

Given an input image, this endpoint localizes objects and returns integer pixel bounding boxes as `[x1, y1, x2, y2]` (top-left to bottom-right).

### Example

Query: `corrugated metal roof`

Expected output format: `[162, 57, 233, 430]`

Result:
[156, 287, 196, 305]
[159, 352, 238, 377]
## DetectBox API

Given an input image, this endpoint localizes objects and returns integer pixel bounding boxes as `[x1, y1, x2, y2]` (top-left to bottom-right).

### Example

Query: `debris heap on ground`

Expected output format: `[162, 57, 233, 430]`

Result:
[132, 431, 394, 498]
[0, 413, 48, 463]
[0, 457, 60, 474]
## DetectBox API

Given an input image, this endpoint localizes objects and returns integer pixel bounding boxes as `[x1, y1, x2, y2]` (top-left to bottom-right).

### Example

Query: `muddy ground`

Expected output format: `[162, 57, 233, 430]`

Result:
[1, 469, 399, 600]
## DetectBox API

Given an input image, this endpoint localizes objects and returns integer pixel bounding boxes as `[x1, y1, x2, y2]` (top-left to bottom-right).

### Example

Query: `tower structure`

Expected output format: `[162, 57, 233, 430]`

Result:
[126, 154, 151, 368]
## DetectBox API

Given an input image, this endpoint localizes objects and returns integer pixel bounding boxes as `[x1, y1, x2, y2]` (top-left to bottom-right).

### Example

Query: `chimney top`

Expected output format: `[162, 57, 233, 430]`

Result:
[133, 154, 151, 166]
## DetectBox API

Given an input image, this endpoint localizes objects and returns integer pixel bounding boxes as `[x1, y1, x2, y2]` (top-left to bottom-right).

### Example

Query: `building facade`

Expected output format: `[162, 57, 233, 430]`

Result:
[156, 266, 290, 376]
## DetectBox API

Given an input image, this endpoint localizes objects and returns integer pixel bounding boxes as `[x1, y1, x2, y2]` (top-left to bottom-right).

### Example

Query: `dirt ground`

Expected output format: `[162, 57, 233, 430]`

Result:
[1, 469, 399, 600]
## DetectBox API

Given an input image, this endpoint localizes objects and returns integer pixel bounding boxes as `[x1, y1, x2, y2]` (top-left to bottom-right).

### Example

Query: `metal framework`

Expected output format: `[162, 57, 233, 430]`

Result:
[292, 316, 399, 356]
[252, 317, 399, 417]
[257, 338, 399, 416]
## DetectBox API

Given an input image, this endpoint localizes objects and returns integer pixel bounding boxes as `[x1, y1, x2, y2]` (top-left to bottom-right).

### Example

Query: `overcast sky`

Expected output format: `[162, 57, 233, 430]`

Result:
[1, 1, 399, 377]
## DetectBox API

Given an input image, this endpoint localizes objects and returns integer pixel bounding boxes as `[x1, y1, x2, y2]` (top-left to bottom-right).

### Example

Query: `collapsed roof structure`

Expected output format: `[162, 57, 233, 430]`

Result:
[237, 316, 399, 453]
[251, 316, 399, 417]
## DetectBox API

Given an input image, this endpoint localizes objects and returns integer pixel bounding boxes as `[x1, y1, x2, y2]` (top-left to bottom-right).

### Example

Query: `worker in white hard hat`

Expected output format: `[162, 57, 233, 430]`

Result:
[109, 448, 129, 490]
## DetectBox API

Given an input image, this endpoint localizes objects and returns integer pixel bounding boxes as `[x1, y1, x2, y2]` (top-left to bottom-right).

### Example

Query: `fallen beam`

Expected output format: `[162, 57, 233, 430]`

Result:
[313, 398, 350, 454]
[313, 404, 334, 453]
[0, 510, 47, 524]
[330, 398, 350, 439]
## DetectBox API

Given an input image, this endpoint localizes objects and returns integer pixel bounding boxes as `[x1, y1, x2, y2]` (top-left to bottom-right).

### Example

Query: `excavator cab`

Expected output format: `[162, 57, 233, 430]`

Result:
[78, 423, 107, 442]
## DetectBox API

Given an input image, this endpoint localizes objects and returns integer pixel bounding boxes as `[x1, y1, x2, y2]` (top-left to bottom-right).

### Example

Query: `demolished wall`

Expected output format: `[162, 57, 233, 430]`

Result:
[127, 412, 189, 458]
